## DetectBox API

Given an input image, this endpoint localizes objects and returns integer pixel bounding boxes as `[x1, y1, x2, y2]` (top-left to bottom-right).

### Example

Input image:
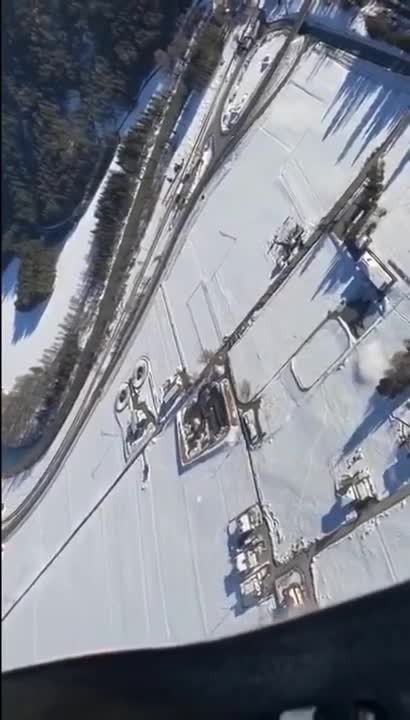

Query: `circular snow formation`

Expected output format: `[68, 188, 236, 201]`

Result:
[115, 383, 130, 413]
[132, 357, 149, 390]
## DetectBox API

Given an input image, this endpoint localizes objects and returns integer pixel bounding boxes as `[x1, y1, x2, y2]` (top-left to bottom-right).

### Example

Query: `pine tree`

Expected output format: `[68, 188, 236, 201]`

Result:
[377, 340, 410, 398]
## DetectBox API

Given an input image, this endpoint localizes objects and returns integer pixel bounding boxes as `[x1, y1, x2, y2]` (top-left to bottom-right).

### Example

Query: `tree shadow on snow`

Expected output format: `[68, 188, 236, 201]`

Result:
[171, 89, 204, 153]
[310, 240, 364, 301]
[12, 297, 49, 344]
[342, 390, 407, 459]
[322, 57, 405, 166]
[384, 148, 410, 192]
[306, 45, 329, 82]
[321, 495, 353, 534]
[384, 446, 410, 496]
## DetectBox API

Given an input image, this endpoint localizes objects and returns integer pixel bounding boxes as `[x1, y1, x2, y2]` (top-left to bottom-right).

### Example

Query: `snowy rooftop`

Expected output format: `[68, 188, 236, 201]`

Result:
[2, 33, 410, 670]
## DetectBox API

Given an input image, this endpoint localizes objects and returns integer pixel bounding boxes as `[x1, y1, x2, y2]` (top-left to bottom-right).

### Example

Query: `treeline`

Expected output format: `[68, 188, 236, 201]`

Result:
[16, 242, 58, 310]
[3, 94, 169, 446]
[2, 0, 191, 308]
[2, 301, 82, 448]
[345, 157, 385, 245]
[89, 12, 225, 291]
[2, 8, 229, 462]
[361, 158, 385, 214]
[90, 95, 168, 289]
[154, 9, 226, 88]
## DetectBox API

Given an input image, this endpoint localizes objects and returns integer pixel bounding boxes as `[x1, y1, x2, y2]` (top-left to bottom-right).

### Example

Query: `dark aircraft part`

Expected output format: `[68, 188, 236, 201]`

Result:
[2, 581, 410, 720]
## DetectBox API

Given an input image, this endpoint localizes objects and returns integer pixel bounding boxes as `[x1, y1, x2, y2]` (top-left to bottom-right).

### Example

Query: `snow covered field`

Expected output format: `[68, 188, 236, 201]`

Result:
[230, 233, 410, 560]
[312, 499, 410, 607]
[2, 30, 410, 671]
[371, 122, 410, 279]
[160, 42, 409, 377]
[2, 285, 267, 668]
[2, 423, 265, 668]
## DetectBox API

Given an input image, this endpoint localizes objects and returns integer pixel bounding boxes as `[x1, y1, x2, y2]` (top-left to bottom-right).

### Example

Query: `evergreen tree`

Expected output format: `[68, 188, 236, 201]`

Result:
[377, 340, 410, 398]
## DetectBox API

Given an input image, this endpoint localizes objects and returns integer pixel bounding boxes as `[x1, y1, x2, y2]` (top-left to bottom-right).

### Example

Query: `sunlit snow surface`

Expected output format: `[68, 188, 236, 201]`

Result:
[313, 501, 410, 606]
[2, 18, 410, 672]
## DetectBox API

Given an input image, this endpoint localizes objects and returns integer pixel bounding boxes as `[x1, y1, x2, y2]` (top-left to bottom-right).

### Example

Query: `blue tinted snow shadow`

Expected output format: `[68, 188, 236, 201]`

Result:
[171, 89, 204, 151]
[384, 148, 410, 191]
[311, 244, 364, 301]
[12, 298, 49, 344]
[342, 392, 407, 459]
[321, 496, 353, 534]
[384, 448, 410, 496]
[322, 62, 406, 165]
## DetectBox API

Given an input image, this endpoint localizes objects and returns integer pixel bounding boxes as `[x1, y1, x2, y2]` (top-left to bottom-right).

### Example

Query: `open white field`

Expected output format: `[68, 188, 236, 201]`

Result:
[1, 296, 171, 616]
[291, 318, 350, 390]
[161, 42, 410, 378]
[230, 234, 410, 560]
[3, 34, 410, 671]
[2, 420, 263, 670]
[230, 234, 359, 399]
[312, 499, 410, 607]
[1, 281, 265, 669]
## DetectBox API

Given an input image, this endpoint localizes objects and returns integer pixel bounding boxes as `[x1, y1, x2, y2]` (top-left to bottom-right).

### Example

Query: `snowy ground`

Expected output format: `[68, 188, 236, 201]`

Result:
[160, 43, 409, 377]
[2, 286, 270, 669]
[312, 499, 410, 607]
[2, 36, 410, 670]
[230, 234, 410, 560]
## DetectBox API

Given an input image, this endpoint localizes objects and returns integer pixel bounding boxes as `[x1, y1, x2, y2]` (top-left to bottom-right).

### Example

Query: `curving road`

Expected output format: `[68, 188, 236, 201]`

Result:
[3, 0, 409, 541]
[1, 3, 313, 541]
